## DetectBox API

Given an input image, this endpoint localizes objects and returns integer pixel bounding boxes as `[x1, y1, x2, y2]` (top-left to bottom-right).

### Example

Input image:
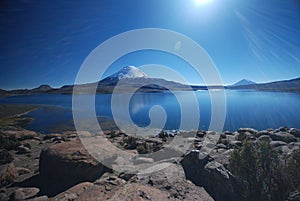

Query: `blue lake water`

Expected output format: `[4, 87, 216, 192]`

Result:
[0, 90, 300, 133]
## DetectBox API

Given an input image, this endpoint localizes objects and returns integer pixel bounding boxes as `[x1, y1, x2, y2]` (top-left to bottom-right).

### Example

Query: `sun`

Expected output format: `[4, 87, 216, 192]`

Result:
[194, 0, 213, 5]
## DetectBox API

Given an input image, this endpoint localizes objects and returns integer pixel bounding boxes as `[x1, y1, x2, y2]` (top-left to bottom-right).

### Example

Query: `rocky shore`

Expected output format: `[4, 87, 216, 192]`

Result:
[1, 125, 300, 201]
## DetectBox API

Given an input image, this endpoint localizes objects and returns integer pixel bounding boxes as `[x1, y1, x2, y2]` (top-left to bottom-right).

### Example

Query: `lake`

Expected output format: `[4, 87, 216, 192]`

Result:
[0, 90, 299, 133]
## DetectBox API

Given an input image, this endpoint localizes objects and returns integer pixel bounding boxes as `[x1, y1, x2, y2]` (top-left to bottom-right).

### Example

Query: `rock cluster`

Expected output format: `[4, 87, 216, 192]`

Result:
[1, 126, 299, 201]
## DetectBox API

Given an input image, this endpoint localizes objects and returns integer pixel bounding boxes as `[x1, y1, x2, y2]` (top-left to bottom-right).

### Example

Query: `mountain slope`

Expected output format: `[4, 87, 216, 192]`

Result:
[106, 66, 149, 80]
[97, 66, 189, 93]
[31, 85, 53, 92]
[232, 79, 256, 86]
[51, 66, 191, 94]
[100, 66, 149, 86]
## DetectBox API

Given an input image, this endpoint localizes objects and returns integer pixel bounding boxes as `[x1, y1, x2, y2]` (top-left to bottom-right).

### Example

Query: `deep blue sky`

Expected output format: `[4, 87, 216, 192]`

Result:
[0, 0, 300, 89]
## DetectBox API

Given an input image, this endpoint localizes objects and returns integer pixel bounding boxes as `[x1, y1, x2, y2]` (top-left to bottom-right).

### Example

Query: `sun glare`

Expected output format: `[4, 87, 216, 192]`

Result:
[194, 0, 213, 5]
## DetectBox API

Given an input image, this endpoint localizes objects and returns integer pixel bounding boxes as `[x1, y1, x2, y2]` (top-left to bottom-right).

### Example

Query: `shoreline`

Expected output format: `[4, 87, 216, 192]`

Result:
[0, 118, 299, 200]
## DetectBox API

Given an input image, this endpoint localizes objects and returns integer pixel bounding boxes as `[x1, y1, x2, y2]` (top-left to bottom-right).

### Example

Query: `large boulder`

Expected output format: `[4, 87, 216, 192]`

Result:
[270, 132, 297, 143]
[39, 139, 107, 191]
[289, 128, 300, 138]
[181, 150, 240, 201]
[132, 163, 214, 201]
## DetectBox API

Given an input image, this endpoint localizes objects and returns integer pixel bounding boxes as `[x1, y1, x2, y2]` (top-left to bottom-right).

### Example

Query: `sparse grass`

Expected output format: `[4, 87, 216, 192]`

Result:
[0, 104, 37, 119]
[0, 104, 37, 128]
[229, 140, 300, 201]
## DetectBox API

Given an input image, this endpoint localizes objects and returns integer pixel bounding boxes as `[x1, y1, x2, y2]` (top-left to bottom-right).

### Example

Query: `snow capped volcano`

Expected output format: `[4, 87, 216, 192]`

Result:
[109, 66, 149, 80]
[232, 79, 256, 86]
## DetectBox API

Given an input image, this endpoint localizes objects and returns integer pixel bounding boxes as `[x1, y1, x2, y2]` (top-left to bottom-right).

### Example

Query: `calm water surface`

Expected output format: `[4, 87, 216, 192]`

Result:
[0, 90, 299, 133]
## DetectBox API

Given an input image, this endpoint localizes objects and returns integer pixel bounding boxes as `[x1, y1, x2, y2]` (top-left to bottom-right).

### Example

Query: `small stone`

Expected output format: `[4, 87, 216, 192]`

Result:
[134, 157, 154, 164]
[32, 137, 42, 141]
[43, 134, 62, 140]
[224, 131, 234, 135]
[270, 141, 287, 147]
[23, 143, 31, 149]
[14, 187, 40, 200]
[196, 131, 206, 138]
[238, 128, 258, 135]
[16, 167, 31, 175]
[139, 190, 151, 200]
[220, 133, 226, 139]
[255, 130, 270, 138]
[16, 145, 31, 154]
[119, 172, 135, 181]
[216, 144, 227, 149]
[229, 141, 242, 149]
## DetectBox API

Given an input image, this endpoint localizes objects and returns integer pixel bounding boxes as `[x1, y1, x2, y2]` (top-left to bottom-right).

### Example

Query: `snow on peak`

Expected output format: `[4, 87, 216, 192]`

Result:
[110, 66, 149, 79]
[233, 79, 256, 86]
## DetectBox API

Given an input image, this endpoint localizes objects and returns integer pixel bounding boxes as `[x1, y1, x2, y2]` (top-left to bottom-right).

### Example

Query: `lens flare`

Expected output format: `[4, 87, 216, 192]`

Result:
[194, 0, 213, 5]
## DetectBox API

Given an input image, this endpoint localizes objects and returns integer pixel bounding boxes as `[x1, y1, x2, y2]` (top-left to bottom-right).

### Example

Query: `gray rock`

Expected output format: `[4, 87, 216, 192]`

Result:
[226, 135, 236, 142]
[220, 133, 227, 139]
[270, 141, 287, 147]
[43, 134, 62, 141]
[278, 145, 292, 156]
[211, 149, 234, 167]
[258, 135, 271, 141]
[16, 145, 31, 154]
[181, 151, 240, 201]
[224, 131, 234, 135]
[235, 132, 255, 141]
[238, 128, 258, 135]
[229, 141, 242, 149]
[289, 128, 300, 138]
[270, 132, 297, 143]
[288, 142, 300, 150]
[274, 126, 289, 133]
[255, 130, 270, 138]
[134, 157, 155, 164]
[287, 189, 300, 201]
[14, 187, 40, 200]
[216, 143, 227, 149]
[196, 130, 206, 138]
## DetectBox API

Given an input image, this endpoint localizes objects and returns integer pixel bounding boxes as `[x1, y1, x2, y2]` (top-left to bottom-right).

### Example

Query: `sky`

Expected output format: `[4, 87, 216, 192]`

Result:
[0, 0, 300, 89]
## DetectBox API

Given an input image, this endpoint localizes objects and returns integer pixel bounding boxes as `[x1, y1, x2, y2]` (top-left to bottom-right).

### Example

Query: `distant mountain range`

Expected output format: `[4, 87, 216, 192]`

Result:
[227, 77, 300, 92]
[0, 66, 191, 95]
[0, 66, 300, 96]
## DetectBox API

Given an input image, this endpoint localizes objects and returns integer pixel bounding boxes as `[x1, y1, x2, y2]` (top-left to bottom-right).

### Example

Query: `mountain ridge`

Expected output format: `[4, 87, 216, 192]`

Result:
[0, 66, 300, 95]
[228, 77, 300, 92]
